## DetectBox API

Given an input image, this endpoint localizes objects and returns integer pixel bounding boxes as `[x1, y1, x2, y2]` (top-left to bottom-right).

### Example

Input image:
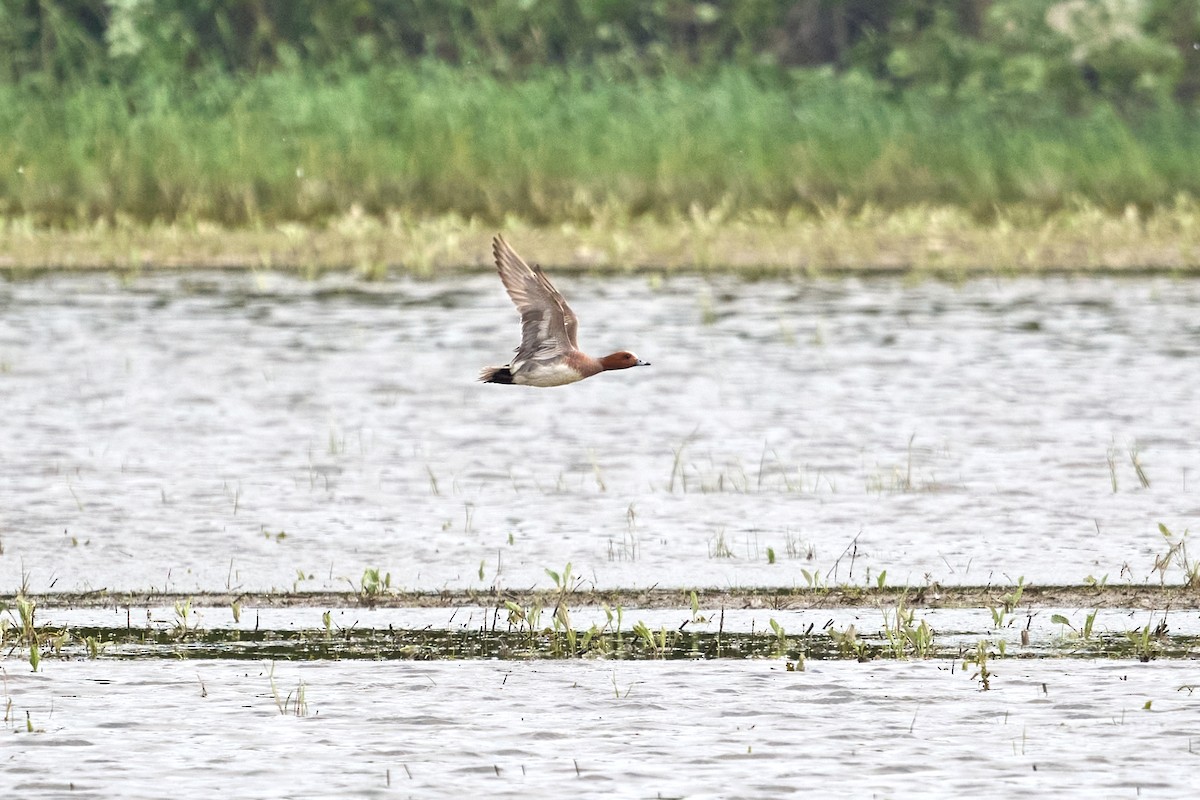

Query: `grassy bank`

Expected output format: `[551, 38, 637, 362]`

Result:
[2, 65, 1200, 230]
[3, 203, 1199, 276]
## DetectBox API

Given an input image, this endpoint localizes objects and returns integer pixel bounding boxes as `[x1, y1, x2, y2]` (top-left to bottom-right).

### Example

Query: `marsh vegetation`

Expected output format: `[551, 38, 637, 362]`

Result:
[3, 6, 1199, 793]
[3, 2, 1200, 271]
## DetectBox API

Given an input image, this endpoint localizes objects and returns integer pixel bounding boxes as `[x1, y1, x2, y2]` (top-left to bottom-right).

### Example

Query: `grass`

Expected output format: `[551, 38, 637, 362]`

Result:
[1152, 524, 1200, 589]
[4, 66, 1200, 226]
[707, 528, 736, 559]
[607, 504, 640, 563]
[0, 616, 1191, 663]
[2, 201, 1199, 274]
[1, 65, 1200, 274]
[4, 586, 1199, 664]
[268, 662, 310, 716]
[12, 572, 1191, 665]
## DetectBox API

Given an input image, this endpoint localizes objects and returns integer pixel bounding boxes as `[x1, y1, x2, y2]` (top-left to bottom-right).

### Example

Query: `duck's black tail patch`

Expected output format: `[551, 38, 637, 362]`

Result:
[479, 366, 514, 384]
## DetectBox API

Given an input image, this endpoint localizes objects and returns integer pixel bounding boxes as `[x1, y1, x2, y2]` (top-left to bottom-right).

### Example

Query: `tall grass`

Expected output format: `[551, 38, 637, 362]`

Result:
[1, 64, 1198, 227]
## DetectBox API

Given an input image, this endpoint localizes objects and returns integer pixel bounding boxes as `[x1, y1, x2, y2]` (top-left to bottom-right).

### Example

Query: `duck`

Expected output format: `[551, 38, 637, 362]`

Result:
[479, 235, 650, 387]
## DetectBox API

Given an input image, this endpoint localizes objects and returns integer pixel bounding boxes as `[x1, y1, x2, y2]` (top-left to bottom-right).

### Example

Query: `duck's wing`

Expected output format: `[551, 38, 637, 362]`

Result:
[493, 235, 580, 366]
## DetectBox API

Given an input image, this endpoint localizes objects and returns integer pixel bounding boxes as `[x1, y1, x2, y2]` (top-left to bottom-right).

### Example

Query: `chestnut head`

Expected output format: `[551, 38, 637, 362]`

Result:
[599, 351, 650, 371]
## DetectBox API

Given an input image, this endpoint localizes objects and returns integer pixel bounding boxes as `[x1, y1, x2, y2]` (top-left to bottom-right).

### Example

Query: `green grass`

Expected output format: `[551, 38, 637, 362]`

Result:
[2, 64, 1200, 228]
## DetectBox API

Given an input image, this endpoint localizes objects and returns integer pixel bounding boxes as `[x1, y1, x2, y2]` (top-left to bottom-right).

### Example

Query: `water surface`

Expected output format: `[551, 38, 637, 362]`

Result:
[3, 658, 1198, 798]
[1, 273, 1198, 592]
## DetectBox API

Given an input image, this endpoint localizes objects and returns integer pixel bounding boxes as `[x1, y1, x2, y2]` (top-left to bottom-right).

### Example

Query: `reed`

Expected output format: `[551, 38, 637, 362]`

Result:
[2, 65, 1198, 229]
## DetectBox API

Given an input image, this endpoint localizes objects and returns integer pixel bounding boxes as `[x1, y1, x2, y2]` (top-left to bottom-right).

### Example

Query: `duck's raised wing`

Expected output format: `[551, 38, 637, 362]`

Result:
[492, 235, 580, 365]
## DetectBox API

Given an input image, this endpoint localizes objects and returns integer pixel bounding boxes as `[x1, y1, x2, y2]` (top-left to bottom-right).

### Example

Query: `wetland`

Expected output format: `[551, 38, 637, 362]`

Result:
[2, 269, 1199, 797]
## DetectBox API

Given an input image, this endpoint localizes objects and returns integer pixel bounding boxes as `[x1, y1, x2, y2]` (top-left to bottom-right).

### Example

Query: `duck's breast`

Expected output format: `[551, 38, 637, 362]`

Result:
[513, 361, 586, 387]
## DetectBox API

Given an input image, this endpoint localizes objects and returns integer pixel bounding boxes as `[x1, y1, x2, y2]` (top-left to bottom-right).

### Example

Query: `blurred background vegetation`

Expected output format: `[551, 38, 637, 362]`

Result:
[1, 0, 1198, 228]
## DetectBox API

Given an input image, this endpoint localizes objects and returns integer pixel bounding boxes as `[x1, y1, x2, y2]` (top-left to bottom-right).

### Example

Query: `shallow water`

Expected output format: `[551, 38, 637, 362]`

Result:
[4, 658, 1199, 798]
[41, 602, 1200, 640]
[2, 272, 1199, 593]
[22, 603, 1200, 662]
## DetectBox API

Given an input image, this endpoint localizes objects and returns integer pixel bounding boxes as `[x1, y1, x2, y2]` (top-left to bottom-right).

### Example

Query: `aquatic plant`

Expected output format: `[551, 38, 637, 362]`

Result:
[1, 671, 11, 728]
[1107, 444, 1121, 493]
[688, 592, 710, 624]
[1125, 616, 1170, 663]
[800, 568, 826, 591]
[1, 587, 54, 672]
[631, 621, 676, 659]
[1152, 524, 1200, 588]
[881, 598, 936, 659]
[503, 599, 545, 655]
[606, 505, 640, 564]
[708, 529, 735, 559]
[355, 568, 392, 604]
[171, 597, 198, 640]
[827, 624, 865, 661]
[268, 662, 310, 717]
[767, 618, 791, 659]
[963, 639, 995, 691]
[668, 429, 700, 493]
[784, 531, 815, 561]
[1130, 445, 1151, 488]
[609, 671, 639, 699]
[84, 634, 104, 658]
[1051, 609, 1099, 643]
[988, 577, 1026, 629]
[7, 606, 1200, 663]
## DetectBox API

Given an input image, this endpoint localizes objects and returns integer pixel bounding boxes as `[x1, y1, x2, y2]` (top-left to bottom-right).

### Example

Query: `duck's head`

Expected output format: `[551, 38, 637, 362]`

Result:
[600, 351, 650, 371]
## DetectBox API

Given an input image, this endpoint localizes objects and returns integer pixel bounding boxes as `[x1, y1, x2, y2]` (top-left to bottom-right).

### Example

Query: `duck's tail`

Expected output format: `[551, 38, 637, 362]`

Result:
[479, 365, 514, 384]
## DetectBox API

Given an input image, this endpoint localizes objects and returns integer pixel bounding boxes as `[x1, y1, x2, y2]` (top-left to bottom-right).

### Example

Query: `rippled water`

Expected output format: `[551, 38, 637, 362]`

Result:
[4, 658, 1199, 798]
[2, 272, 1199, 593]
